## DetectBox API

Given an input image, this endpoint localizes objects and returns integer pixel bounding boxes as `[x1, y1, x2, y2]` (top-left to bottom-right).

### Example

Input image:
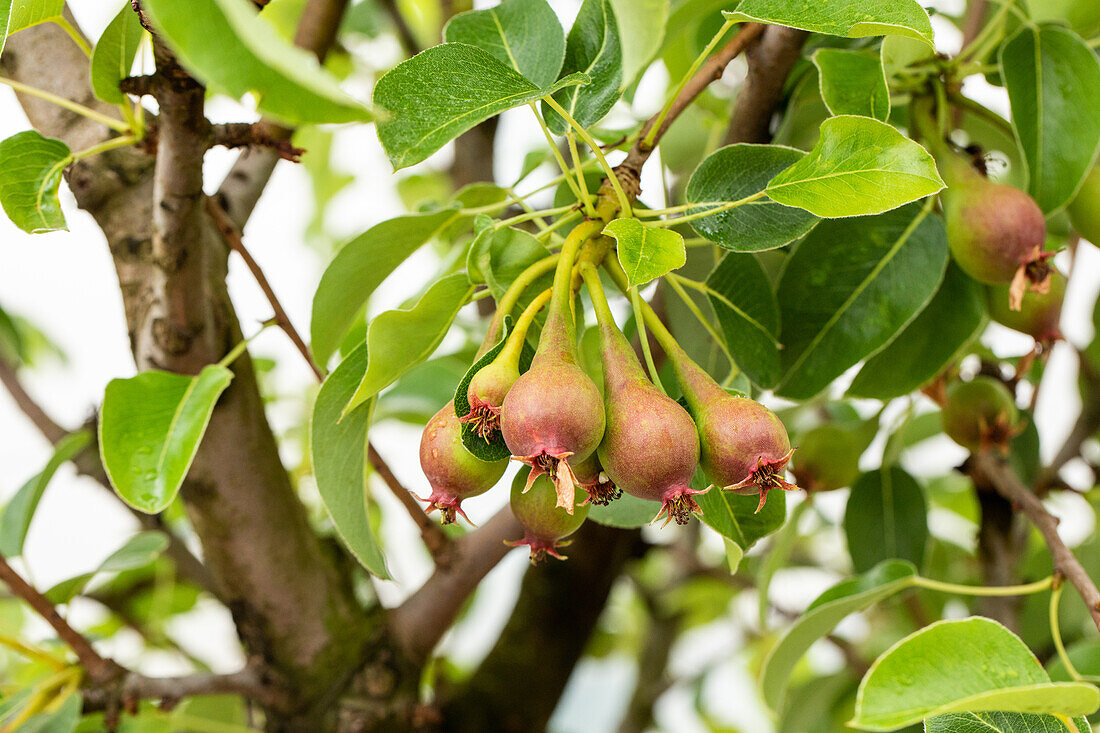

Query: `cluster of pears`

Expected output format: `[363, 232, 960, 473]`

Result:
[417, 222, 796, 562]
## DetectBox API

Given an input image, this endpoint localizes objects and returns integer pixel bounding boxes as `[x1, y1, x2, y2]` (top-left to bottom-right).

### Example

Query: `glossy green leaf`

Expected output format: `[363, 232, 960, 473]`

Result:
[588, 491, 662, 528]
[45, 531, 169, 604]
[480, 226, 553, 305]
[0, 0, 63, 58]
[610, 0, 668, 85]
[0, 430, 90, 557]
[345, 273, 474, 415]
[685, 144, 818, 252]
[544, 0, 622, 134]
[723, 0, 934, 47]
[443, 0, 565, 87]
[925, 712, 1090, 733]
[100, 364, 234, 513]
[311, 344, 389, 578]
[1001, 24, 1100, 213]
[90, 2, 143, 104]
[452, 315, 532, 461]
[141, 0, 370, 125]
[812, 48, 890, 121]
[775, 204, 949, 399]
[767, 116, 945, 218]
[697, 475, 786, 552]
[849, 263, 985, 400]
[375, 42, 587, 169]
[761, 560, 918, 711]
[311, 210, 459, 368]
[844, 467, 929, 573]
[606, 218, 685, 288]
[705, 252, 781, 388]
[852, 618, 1100, 730]
[0, 130, 70, 234]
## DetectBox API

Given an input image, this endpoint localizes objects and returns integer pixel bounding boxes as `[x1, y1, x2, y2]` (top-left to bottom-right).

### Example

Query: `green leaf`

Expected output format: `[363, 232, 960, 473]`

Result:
[684, 144, 819, 252]
[90, 2, 143, 104]
[375, 42, 588, 169]
[705, 252, 781, 388]
[696, 474, 786, 552]
[609, 0, 668, 86]
[1001, 24, 1100, 214]
[544, 0, 622, 134]
[761, 560, 918, 711]
[812, 48, 890, 121]
[588, 491, 662, 528]
[344, 273, 474, 415]
[0, 0, 64, 58]
[481, 226, 553, 305]
[310, 344, 389, 578]
[606, 218, 685, 288]
[452, 315, 533, 461]
[767, 116, 945, 218]
[20, 690, 80, 733]
[0, 430, 91, 558]
[723, 0, 934, 48]
[443, 0, 565, 88]
[100, 364, 234, 513]
[775, 204, 949, 399]
[844, 467, 929, 573]
[0, 130, 70, 234]
[45, 531, 169, 604]
[141, 0, 370, 125]
[925, 712, 1090, 733]
[849, 263, 985, 400]
[851, 617, 1100, 730]
[310, 210, 459, 368]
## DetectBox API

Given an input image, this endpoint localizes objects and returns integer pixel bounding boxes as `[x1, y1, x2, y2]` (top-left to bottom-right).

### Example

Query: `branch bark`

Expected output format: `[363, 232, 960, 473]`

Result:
[723, 25, 808, 145]
[387, 507, 522, 665]
[439, 522, 645, 732]
[971, 452, 1100, 632]
[0, 553, 124, 684]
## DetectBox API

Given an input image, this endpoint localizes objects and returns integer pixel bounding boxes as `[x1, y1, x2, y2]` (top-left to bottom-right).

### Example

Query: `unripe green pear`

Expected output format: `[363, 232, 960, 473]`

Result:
[941, 377, 1020, 453]
[791, 425, 861, 492]
[419, 402, 507, 524]
[986, 269, 1065, 341]
[507, 470, 588, 563]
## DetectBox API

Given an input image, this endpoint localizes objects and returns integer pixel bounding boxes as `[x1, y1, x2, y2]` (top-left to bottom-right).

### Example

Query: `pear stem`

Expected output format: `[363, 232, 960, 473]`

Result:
[498, 288, 552, 370]
[539, 219, 604, 358]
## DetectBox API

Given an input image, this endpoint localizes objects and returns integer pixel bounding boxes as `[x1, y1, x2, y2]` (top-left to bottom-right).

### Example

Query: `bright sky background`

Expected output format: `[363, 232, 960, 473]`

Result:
[0, 2, 1097, 730]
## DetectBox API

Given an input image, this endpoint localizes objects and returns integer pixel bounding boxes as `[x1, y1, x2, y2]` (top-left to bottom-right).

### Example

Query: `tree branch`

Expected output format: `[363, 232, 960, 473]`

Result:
[378, 0, 422, 57]
[616, 23, 764, 193]
[83, 667, 287, 711]
[204, 197, 451, 558]
[0, 553, 124, 684]
[215, 0, 351, 229]
[723, 25, 808, 145]
[439, 522, 645, 732]
[211, 122, 304, 162]
[387, 507, 522, 664]
[971, 452, 1100, 632]
[0, 354, 67, 444]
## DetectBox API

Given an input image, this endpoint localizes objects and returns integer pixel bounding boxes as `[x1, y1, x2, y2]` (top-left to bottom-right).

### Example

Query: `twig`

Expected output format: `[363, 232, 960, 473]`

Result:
[368, 444, 451, 564]
[83, 667, 287, 711]
[204, 196, 322, 381]
[971, 452, 1100, 633]
[204, 197, 451, 558]
[0, 355, 67, 444]
[0, 553, 123, 684]
[211, 122, 304, 162]
[1038, 351, 1100, 488]
[379, 0, 422, 57]
[616, 23, 764, 193]
[387, 507, 523, 663]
